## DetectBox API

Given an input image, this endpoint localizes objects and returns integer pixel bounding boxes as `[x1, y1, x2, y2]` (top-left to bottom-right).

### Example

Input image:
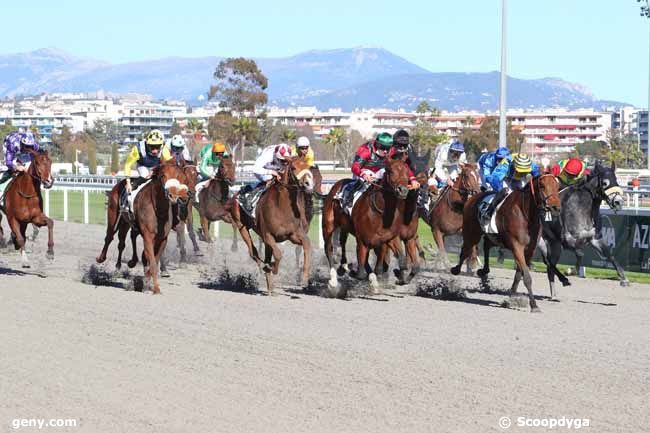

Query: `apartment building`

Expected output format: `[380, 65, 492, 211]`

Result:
[118, 104, 175, 145]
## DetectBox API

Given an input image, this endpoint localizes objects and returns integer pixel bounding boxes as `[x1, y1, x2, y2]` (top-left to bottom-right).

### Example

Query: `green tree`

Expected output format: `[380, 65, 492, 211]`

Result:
[458, 116, 523, 161]
[0, 120, 16, 160]
[29, 124, 40, 140]
[410, 120, 448, 155]
[281, 128, 297, 145]
[186, 118, 205, 136]
[208, 57, 268, 165]
[232, 117, 258, 160]
[110, 142, 120, 174]
[594, 130, 646, 169]
[170, 121, 182, 136]
[323, 128, 347, 166]
[51, 126, 73, 162]
[208, 111, 236, 144]
[415, 101, 431, 114]
[86, 135, 98, 174]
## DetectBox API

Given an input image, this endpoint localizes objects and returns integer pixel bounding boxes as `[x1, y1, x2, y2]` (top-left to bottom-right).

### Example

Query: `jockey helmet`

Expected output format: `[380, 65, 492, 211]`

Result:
[393, 129, 410, 149]
[275, 143, 293, 161]
[374, 132, 393, 152]
[563, 158, 584, 176]
[170, 134, 186, 149]
[20, 131, 37, 148]
[212, 141, 226, 154]
[297, 136, 310, 148]
[495, 147, 511, 160]
[450, 140, 465, 153]
[513, 153, 533, 173]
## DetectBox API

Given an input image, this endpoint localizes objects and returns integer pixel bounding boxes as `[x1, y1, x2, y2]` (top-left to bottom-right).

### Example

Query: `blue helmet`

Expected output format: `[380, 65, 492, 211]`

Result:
[495, 147, 511, 160]
[20, 131, 37, 147]
[449, 140, 464, 153]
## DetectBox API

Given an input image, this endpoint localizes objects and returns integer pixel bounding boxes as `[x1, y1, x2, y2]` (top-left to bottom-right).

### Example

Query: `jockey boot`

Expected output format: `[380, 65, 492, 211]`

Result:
[119, 188, 130, 214]
[238, 183, 257, 216]
[0, 170, 12, 186]
[484, 188, 507, 219]
[341, 180, 363, 209]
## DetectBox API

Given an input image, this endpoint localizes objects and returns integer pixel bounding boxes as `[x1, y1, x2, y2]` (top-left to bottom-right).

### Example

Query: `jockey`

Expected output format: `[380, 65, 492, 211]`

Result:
[166, 134, 193, 165]
[553, 157, 589, 187]
[122, 129, 172, 209]
[433, 139, 467, 188]
[198, 141, 228, 181]
[342, 132, 418, 208]
[484, 153, 540, 217]
[239, 143, 294, 215]
[392, 129, 416, 172]
[292, 136, 315, 167]
[0, 131, 40, 186]
[478, 146, 512, 190]
[195, 141, 229, 200]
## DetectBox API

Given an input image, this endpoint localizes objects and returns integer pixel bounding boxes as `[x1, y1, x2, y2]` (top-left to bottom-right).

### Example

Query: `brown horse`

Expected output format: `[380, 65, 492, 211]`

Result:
[294, 165, 324, 268]
[451, 174, 561, 312]
[196, 156, 238, 251]
[96, 161, 190, 293]
[424, 163, 480, 268]
[322, 158, 412, 297]
[231, 157, 314, 293]
[0, 150, 55, 267]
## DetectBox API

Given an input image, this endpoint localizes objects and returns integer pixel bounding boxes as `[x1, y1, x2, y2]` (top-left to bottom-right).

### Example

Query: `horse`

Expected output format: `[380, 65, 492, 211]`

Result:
[0, 150, 55, 267]
[322, 158, 413, 298]
[451, 174, 561, 312]
[196, 156, 238, 252]
[375, 152, 431, 284]
[537, 161, 627, 297]
[294, 164, 324, 268]
[231, 157, 315, 294]
[423, 163, 481, 268]
[96, 161, 190, 294]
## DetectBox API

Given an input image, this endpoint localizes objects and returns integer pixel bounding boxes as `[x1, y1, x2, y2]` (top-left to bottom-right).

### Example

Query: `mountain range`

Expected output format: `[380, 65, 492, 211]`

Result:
[0, 47, 629, 111]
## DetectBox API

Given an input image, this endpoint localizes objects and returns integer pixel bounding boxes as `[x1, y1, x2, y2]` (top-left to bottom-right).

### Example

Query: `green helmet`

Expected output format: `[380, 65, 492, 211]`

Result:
[375, 132, 393, 150]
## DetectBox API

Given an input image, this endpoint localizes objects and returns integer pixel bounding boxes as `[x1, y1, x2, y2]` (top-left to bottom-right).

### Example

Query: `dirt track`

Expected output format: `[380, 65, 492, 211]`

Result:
[1, 221, 649, 433]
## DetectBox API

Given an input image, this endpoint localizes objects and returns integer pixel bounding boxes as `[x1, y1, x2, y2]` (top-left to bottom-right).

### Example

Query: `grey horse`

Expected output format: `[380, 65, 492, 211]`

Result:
[537, 161, 627, 298]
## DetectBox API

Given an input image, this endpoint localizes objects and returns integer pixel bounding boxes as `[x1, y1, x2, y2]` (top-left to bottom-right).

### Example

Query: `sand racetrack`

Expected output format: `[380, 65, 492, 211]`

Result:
[1, 221, 649, 433]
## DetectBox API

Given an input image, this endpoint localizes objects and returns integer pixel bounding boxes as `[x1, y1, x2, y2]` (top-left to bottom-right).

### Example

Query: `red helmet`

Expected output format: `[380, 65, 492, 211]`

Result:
[564, 158, 584, 176]
[274, 143, 293, 160]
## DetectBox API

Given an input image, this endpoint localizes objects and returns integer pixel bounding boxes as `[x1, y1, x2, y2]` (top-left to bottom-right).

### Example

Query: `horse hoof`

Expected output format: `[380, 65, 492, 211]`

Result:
[368, 273, 379, 292]
[231, 244, 238, 252]
[620, 280, 630, 287]
[96, 256, 106, 264]
[127, 260, 137, 269]
[161, 271, 171, 278]
[561, 280, 571, 287]
[22, 263, 31, 269]
[476, 268, 489, 278]
[530, 307, 542, 314]
[450, 265, 461, 276]
[46, 252, 54, 261]
[152, 288, 161, 295]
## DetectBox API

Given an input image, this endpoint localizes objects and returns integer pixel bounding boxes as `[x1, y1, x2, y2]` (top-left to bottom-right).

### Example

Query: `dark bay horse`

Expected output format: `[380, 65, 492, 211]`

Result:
[0, 150, 55, 267]
[96, 161, 190, 293]
[451, 175, 561, 312]
[322, 158, 412, 297]
[538, 161, 627, 297]
[423, 164, 480, 268]
[231, 157, 315, 293]
[196, 156, 238, 252]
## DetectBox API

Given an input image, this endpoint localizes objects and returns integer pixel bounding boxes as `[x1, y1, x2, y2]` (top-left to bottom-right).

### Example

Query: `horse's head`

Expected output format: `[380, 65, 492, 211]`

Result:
[217, 155, 236, 186]
[155, 161, 190, 207]
[288, 157, 315, 193]
[535, 174, 561, 216]
[383, 158, 410, 199]
[310, 166, 324, 195]
[455, 163, 480, 196]
[591, 161, 624, 211]
[29, 149, 54, 189]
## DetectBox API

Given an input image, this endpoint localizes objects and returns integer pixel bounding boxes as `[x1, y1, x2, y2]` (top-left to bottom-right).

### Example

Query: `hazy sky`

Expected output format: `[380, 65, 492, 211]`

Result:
[3, 0, 648, 106]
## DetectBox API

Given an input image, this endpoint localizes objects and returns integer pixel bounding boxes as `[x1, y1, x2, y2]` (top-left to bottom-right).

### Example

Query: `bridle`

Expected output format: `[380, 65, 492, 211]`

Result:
[530, 174, 560, 216]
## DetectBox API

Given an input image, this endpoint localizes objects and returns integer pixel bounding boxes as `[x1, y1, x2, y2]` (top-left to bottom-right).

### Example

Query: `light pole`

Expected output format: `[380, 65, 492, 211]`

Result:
[640, 0, 650, 169]
[498, 0, 508, 149]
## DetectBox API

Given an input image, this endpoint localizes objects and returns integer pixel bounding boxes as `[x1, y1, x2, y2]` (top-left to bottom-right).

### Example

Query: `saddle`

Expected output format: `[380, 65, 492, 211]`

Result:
[335, 179, 370, 216]
[478, 191, 510, 234]
[237, 182, 267, 219]
[0, 175, 17, 210]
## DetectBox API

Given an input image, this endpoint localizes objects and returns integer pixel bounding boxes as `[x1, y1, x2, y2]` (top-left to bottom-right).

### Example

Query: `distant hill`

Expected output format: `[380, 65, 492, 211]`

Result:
[0, 47, 630, 111]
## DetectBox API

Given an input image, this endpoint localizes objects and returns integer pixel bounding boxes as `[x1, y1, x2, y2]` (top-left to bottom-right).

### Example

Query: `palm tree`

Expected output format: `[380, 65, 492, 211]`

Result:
[186, 118, 205, 138]
[281, 128, 297, 145]
[324, 128, 347, 167]
[232, 117, 255, 168]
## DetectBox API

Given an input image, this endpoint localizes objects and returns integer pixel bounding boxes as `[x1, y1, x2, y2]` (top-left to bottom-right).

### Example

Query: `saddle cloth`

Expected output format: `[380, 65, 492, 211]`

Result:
[335, 179, 370, 216]
[478, 191, 511, 234]
[236, 184, 266, 219]
[194, 179, 211, 203]
[128, 179, 152, 214]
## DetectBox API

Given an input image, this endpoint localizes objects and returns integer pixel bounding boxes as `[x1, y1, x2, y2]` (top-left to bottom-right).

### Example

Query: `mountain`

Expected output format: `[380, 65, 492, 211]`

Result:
[0, 47, 630, 110]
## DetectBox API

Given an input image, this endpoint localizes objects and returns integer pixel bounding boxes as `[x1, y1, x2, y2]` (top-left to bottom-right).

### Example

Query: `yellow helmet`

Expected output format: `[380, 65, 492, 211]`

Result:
[212, 142, 226, 153]
[145, 129, 165, 146]
[513, 153, 533, 173]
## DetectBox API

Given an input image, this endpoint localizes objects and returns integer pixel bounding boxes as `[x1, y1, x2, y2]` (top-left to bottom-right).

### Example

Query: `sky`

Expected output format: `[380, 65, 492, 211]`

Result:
[2, 0, 649, 106]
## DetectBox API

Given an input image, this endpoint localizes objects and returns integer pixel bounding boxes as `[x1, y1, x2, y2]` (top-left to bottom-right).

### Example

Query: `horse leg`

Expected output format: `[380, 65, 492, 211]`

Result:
[291, 232, 311, 287]
[230, 220, 239, 252]
[97, 206, 120, 264]
[432, 227, 449, 267]
[18, 221, 29, 268]
[200, 215, 212, 243]
[451, 229, 481, 276]
[262, 243, 275, 295]
[176, 223, 187, 265]
[476, 237, 492, 278]
[415, 236, 426, 263]
[590, 238, 629, 287]
[155, 236, 169, 281]
[115, 222, 129, 270]
[186, 209, 201, 254]
[31, 212, 54, 260]
[237, 223, 262, 265]
[405, 238, 420, 282]
[127, 230, 139, 268]
[575, 249, 585, 278]
[0, 213, 5, 249]
[8, 217, 28, 267]
[141, 231, 160, 294]
[159, 247, 170, 278]
[387, 238, 408, 285]
[512, 244, 540, 313]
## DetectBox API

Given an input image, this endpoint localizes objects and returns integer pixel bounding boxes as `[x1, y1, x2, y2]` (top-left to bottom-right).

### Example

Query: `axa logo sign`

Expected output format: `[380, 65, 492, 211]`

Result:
[600, 215, 616, 248]
[633, 224, 650, 250]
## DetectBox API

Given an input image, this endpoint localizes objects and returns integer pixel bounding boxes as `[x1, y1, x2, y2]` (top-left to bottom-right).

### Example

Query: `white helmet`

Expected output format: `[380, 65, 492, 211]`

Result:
[170, 134, 185, 149]
[274, 143, 293, 160]
[297, 136, 310, 148]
